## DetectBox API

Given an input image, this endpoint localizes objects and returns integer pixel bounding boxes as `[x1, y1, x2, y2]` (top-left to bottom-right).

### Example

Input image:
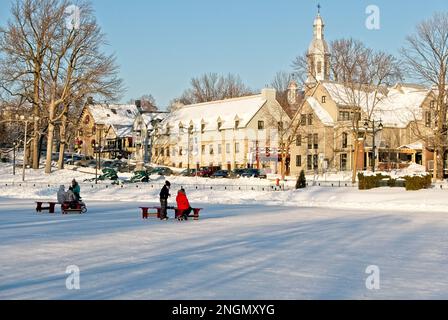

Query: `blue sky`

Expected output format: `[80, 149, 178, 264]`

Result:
[1, 0, 447, 108]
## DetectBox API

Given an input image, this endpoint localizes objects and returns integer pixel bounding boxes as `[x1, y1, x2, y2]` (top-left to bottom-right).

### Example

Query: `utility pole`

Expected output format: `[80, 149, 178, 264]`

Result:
[13, 142, 16, 176]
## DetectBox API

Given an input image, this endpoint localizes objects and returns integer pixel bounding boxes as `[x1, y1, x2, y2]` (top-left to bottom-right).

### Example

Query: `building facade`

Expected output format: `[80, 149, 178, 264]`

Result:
[152, 89, 290, 173]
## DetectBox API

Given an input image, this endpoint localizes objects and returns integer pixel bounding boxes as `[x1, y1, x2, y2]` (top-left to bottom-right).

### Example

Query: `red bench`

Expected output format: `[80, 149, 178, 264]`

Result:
[139, 207, 203, 221]
[36, 202, 58, 214]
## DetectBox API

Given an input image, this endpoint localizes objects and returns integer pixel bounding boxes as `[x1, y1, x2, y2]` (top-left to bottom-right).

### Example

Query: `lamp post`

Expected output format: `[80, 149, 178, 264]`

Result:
[364, 119, 384, 173]
[13, 141, 17, 176]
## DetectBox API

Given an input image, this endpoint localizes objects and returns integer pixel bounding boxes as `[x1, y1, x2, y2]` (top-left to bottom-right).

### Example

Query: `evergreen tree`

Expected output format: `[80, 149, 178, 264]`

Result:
[296, 170, 307, 189]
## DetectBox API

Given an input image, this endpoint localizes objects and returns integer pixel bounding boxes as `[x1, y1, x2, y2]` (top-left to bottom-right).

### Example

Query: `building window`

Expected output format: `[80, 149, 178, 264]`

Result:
[342, 132, 348, 149]
[179, 147, 183, 156]
[430, 100, 435, 109]
[340, 154, 348, 171]
[307, 134, 313, 150]
[218, 144, 222, 155]
[258, 121, 265, 130]
[425, 111, 432, 128]
[160, 148, 165, 157]
[296, 135, 302, 147]
[317, 61, 322, 74]
[166, 147, 170, 157]
[322, 96, 326, 103]
[313, 155, 319, 169]
[313, 134, 319, 150]
[218, 122, 222, 131]
[339, 111, 350, 121]
[278, 122, 284, 132]
[301, 115, 307, 126]
[235, 120, 240, 129]
[235, 142, 240, 154]
[155, 148, 159, 157]
[209, 145, 214, 155]
[296, 155, 302, 167]
[226, 143, 231, 154]
[201, 124, 205, 133]
[308, 114, 313, 126]
[307, 155, 313, 170]
[201, 145, 205, 155]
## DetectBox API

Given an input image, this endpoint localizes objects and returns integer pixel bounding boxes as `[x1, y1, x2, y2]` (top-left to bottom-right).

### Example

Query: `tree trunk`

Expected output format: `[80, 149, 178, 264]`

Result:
[352, 135, 359, 184]
[32, 62, 41, 169]
[57, 114, 67, 170]
[45, 104, 55, 174]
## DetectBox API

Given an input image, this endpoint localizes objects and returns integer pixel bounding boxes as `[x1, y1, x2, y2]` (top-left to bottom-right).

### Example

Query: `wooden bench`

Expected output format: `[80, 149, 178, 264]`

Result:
[139, 207, 162, 219]
[36, 201, 58, 214]
[139, 207, 203, 221]
[175, 208, 203, 221]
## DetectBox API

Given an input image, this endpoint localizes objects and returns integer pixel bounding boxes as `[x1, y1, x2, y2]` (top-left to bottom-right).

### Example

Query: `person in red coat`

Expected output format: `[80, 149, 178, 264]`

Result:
[176, 188, 192, 220]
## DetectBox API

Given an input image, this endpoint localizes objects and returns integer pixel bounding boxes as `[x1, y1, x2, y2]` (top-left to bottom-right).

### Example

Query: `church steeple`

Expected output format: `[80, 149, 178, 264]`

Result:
[306, 5, 331, 84]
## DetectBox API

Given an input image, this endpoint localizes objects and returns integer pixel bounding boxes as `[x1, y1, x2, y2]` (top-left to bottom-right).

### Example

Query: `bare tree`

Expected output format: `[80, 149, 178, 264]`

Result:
[325, 39, 402, 182]
[401, 12, 448, 181]
[129, 94, 158, 112]
[1, 0, 123, 173]
[177, 73, 253, 105]
[269, 71, 301, 117]
[0, 0, 63, 169]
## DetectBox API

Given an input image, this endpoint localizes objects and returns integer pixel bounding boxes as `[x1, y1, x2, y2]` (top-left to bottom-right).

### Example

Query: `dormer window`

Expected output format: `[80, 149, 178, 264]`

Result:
[106, 114, 111, 117]
[322, 96, 326, 103]
[127, 110, 132, 114]
[218, 122, 222, 131]
[235, 120, 240, 129]
[111, 109, 117, 115]
[201, 124, 205, 133]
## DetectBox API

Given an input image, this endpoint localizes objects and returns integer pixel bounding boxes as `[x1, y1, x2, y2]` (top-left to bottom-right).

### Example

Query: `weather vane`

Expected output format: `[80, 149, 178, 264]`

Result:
[317, 3, 321, 14]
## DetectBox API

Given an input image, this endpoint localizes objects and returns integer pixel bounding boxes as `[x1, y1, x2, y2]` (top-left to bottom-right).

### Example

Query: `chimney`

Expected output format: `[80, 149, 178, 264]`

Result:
[87, 96, 94, 105]
[261, 88, 277, 101]
[135, 100, 142, 112]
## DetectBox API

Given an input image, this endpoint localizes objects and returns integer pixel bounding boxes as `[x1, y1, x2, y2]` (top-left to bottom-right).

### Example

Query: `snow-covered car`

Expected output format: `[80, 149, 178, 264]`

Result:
[241, 169, 267, 179]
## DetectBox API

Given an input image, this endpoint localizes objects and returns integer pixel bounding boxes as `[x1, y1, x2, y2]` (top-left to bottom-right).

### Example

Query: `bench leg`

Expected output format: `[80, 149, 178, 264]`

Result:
[141, 208, 149, 219]
[49, 204, 56, 214]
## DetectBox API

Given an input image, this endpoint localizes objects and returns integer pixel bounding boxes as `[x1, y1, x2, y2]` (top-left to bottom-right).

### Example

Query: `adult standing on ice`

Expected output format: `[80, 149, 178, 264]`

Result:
[159, 181, 171, 220]
[72, 179, 81, 201]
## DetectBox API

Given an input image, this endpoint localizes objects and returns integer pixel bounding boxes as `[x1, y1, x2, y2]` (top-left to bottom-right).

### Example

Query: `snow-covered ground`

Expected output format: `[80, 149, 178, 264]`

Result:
[1, 163, 448, 299]
[1, 199, 448, 299]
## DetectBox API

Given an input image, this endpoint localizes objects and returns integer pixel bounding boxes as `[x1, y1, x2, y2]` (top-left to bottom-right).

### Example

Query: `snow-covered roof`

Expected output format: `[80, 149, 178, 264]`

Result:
[88, 104, 140, 127]
[161, 94, 268, 133]
[372, 85, 429, 128]
[306, 97, 334, 126]
[141, 113, 167, 130]
[321, 82, 430, 128]
[399, 141, 424, 150]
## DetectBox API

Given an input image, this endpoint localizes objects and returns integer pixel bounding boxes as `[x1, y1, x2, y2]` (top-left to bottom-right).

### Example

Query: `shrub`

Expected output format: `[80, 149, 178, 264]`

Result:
[296, 170, 307, 189]
[358, 173, 391, 190]
[403, 175, 432, 191]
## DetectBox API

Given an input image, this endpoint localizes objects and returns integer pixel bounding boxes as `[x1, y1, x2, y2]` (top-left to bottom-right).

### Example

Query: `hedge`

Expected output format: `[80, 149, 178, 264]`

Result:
[403, 175, 432, 191]
[358, 172, 432, 190]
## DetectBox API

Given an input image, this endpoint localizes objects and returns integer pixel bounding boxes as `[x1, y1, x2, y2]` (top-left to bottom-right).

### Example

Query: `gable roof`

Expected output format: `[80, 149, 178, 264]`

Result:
[306, 97, 334, 126]
[320, 81, 430, 128]
[162, 94, 268, 133]
[87, 104, 140, 127]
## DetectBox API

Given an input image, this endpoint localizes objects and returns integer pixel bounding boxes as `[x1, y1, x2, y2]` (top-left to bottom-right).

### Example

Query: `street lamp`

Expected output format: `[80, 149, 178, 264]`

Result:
[12, 141, 17, 176]
[364, 119, 383, 173]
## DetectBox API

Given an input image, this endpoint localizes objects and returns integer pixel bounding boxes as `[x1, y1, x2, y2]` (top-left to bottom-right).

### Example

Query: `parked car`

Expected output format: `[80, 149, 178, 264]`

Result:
[73, 156, 95, 167]
[241, 168, 267, 179]
[232, 168, 247, 178]
[149, 167, 173, 176]
[180, 168, 197, 177]
[196, 166, 221, 177]
[212, 170, 230, 179]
